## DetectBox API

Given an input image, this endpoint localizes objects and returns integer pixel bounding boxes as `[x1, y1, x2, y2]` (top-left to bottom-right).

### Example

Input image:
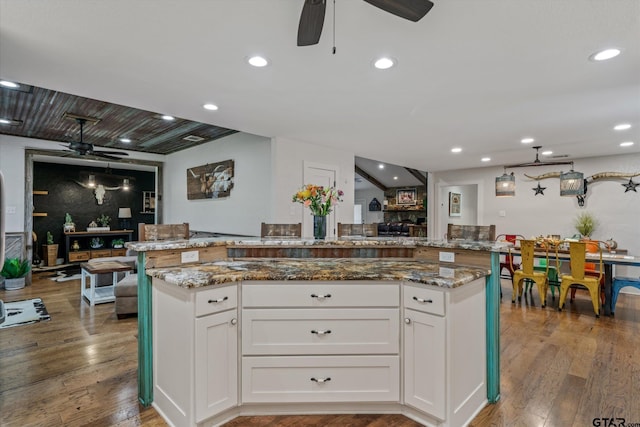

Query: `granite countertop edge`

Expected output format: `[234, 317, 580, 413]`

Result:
[145, 259, 490, 290]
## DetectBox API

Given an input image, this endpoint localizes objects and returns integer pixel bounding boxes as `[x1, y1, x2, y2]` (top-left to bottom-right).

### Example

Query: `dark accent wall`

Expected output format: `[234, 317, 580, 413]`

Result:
[33, 162, 155, 261]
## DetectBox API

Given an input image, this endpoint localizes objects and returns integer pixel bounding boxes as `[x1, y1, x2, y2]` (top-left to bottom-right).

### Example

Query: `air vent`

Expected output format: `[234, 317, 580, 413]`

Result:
[183, 135, 205, 142]
[62, 112, 101, 125]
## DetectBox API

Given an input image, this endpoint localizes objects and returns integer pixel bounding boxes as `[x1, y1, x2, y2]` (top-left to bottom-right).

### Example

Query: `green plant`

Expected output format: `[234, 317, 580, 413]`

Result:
[111, 238, 125, 248]
[46, 231, 54, 245]
[97, 214, 111, 227]
[574, 212, 597, 237]
[65, 213, 74, 224]
[1, 258, 31, 279]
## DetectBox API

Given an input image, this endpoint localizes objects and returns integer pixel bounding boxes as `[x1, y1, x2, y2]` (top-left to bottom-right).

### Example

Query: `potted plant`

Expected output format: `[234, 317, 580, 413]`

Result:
[1, 257, 31, 290]
[42, 231, 59, 267]
[96, 214, 111, 230]
[111, 238, 125, 249]
[574, 212, 599, 252]
[63, 212, 76, 232]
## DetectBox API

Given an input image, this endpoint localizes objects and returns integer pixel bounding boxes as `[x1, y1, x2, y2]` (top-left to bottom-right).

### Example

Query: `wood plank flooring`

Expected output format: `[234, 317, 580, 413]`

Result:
[1, 273, 639, 426]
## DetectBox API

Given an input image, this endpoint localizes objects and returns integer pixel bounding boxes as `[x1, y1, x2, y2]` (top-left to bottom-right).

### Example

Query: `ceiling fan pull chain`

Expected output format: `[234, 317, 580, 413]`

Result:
[332, 0, 336, 54]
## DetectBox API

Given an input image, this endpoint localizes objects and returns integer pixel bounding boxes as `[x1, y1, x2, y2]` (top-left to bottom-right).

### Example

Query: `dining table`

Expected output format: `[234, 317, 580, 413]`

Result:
[500, 246, 640, 316]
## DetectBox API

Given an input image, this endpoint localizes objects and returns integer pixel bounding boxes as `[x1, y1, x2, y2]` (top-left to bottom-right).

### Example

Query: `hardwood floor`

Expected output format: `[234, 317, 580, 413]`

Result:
[1, 273, 639, 426]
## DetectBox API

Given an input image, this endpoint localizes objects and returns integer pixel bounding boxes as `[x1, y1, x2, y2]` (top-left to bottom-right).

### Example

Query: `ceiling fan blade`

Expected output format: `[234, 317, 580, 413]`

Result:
[93, 149, 129, 156]
[91, 152, 126, 161]
[363, 0, 434, 22]
[297, 0, 326, 46]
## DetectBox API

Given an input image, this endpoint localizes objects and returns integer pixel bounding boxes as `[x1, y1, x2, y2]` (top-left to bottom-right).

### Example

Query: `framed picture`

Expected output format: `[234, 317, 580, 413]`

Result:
[186, 159, 234, 200]
[449, 192, 461, 217]
[396, 188, 417, 205]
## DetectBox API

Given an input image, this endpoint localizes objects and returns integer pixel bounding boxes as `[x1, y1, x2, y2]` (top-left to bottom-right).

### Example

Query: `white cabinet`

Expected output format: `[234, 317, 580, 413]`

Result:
[195, 309, 238, 421]
[403, 278, 487, 426]
[241, 281, 400, 404]
[152, 279, 237, 427]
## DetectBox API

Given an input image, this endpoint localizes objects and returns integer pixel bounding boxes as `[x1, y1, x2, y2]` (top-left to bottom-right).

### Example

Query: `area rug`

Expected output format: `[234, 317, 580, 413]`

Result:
[0, 298, 51, 329]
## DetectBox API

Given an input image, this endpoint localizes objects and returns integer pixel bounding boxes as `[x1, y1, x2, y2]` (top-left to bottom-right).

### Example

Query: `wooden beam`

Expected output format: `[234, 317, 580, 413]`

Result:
[355, 165, 387, 191]
[405, 167, 427, 186]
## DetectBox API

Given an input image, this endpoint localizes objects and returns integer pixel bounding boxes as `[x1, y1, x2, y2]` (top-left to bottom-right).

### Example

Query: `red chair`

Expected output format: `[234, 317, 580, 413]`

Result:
[496, 234, 524, 282]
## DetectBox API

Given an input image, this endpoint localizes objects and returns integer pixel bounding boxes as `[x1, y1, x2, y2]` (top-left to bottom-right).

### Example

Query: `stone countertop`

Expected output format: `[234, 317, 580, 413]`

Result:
[145, 258, 490, 289]
[127, 236, 506, 252]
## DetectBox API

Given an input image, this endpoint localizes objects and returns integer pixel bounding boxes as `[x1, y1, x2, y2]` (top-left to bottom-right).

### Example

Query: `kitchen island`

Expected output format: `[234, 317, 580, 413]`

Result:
[127, 237, 504, 427]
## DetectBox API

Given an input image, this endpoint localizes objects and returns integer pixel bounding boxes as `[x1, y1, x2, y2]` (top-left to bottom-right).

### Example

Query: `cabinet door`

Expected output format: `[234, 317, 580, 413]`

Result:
[403, 308, 445, 420]
[195, 309, 238, 422]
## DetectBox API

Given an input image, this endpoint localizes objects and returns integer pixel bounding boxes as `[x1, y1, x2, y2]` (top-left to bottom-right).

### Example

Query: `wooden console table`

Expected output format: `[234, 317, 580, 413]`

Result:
[64, 230, 134, 263]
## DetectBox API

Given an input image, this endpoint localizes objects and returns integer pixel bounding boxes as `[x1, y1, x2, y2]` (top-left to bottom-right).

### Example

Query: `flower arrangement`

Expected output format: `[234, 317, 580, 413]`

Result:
[292, 184, 344, 217]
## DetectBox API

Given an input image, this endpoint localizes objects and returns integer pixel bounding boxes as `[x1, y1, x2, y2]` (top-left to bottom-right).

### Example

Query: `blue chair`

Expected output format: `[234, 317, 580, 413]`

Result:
[611, 277, 640, 315]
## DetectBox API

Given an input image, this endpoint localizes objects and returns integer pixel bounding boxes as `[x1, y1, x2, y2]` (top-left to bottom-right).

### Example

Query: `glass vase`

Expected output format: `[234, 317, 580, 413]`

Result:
[313, 215, 327, 240]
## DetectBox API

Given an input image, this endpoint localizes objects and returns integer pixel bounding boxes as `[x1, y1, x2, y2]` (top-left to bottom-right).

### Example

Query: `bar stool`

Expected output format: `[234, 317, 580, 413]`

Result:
[611, 277, 640, 315]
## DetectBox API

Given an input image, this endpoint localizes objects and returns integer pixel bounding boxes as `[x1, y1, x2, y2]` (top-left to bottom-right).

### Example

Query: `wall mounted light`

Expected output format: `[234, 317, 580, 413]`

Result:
[122, 178, 130, 190]
[87, 174, 96, 188]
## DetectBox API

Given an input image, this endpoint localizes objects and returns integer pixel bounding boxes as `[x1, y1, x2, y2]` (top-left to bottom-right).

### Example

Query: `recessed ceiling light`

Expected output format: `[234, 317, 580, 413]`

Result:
[373, 57, 395, 70]
[542, 150, 553, 155]
[451, 147, 462, 153]
[161, 115, 175, 121]
[481, 157, 491, 162]
[378, 164, 385, 169]
[119, 137, 131, 143]
[590, 48, 621, 61]
[620, 141, 634, 147]
[614, 123, 631, 131]
[203, 103, 219, 111]
[0, 80, 19, 88]
[521, 137, 535, 144]
[393, 176, 398, 180]
[247, 56, 269, 67]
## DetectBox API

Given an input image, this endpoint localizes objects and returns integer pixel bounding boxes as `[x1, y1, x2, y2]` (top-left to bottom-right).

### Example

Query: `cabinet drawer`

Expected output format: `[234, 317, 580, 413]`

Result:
[242, 282, 399, 308]
[242, 355, 399, 403]
[69, 251, 90, 262]
[403, 285, 445, 316]
[195, 285, 237, 317]
[242, 308, 399, 355]
[111, 248, 127, 256]
[91, 249, 112, 258]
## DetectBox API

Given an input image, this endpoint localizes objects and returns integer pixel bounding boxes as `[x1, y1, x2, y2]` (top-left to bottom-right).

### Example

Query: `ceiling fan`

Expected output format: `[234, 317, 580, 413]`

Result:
[62, 118, 129, 161]
[297, 0, 434, 46]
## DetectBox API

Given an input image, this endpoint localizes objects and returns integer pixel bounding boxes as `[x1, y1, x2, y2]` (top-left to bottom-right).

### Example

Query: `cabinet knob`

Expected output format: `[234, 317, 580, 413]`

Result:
[208, 296, 228, 304]
[310, 293, 332, 300]
[230, 318, 237, 326]
[310, 377, 331, 383]
[404, 318, 412, 324]
[311, 329, 332, 335]
[413, 296, 433, 304]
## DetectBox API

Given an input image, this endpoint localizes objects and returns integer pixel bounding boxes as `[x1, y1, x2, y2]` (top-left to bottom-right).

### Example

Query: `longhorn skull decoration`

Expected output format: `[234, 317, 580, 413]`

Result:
[523, 171, 640, 206]
[74, 181, 121, 205]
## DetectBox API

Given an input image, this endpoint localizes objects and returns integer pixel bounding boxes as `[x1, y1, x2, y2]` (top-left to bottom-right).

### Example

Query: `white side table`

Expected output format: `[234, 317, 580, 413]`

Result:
[80, 261, 133, 306]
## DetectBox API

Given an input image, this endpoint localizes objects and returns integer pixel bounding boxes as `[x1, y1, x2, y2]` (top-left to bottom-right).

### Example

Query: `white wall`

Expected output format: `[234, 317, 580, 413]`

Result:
[271, 137, 355, 237]
[432, 153, 640, 277]
[163, 132, 271, 236]
[355, 188, 385, 224]
[437, 184, 479, 237]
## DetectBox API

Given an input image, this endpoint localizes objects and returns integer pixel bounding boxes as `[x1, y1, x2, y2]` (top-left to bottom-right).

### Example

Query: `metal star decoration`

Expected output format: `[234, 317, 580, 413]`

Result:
[532, 182, 546, 196]
[622, 179, 639, 192]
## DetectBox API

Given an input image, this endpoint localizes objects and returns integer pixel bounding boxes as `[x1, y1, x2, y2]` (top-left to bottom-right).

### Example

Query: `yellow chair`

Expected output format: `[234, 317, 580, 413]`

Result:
[511, 239, 550, 307]
[558, 241, 604, 317]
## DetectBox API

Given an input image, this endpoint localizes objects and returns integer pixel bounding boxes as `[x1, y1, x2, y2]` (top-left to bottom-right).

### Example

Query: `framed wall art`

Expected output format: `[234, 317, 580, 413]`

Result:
[449, 192, 461, 217]
[187, 159, 234, 200]
[396, 188, 417, 205]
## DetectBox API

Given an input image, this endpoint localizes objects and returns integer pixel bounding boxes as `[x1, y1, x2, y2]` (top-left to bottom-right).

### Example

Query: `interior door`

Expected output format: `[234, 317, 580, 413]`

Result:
[303, 162, 338, 238]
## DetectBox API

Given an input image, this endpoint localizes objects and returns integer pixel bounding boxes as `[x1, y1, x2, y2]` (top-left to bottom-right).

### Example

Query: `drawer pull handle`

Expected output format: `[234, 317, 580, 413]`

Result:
[413, 296, 433, 304]
[230, 318, 237, 325]
[311, 329, 332, 335]
[310, 293, 332, 300]
[404, 318, 412, 324]
[208, 296, 228, 304]
[310, 377, 331, 383]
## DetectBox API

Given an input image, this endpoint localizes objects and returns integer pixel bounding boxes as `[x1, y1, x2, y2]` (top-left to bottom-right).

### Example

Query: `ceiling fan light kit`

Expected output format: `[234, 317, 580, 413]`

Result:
[62, 117, 130, 161]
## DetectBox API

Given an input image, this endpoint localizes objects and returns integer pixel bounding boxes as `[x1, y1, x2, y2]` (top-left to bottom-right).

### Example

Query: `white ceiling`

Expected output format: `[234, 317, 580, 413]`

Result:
[1, 0, 639, 173]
